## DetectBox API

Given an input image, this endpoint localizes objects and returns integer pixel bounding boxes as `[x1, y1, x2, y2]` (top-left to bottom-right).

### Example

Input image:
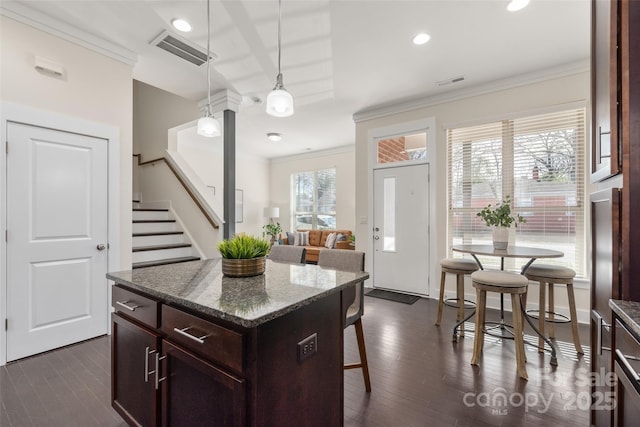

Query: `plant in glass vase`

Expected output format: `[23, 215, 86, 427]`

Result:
[262, 222, 282, 245]
[476, 196, 526, 249]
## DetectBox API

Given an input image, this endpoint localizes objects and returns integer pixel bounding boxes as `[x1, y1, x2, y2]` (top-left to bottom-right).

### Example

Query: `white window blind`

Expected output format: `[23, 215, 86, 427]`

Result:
[292, 168, 336, 229]
[447, 108, 586, 275]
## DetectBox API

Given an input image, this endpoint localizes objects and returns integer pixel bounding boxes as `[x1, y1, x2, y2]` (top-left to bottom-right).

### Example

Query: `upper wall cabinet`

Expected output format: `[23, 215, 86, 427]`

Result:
[591, 0, 621, 182]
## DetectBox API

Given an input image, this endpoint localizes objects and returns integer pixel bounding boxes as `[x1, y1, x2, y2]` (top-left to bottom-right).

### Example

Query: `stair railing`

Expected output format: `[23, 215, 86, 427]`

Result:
[133, 153, 221, 229]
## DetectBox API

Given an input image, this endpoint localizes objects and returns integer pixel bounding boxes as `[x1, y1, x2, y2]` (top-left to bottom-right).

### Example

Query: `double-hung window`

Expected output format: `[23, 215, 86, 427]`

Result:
[292, 168, 336, 230]
[447, 108, 586, 275]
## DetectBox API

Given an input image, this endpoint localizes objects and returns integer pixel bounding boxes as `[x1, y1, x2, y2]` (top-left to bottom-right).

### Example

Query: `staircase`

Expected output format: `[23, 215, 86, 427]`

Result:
[132, 201, 201, 269]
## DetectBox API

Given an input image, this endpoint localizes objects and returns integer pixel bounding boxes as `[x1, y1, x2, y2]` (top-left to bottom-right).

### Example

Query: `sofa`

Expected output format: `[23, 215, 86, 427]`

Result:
[282, 229, 353, 263]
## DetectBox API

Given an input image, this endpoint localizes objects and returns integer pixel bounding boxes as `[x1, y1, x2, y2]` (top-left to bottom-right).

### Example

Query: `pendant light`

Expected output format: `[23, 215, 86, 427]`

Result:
[266, 0, 294, 117]
[197, 0, 221, 137]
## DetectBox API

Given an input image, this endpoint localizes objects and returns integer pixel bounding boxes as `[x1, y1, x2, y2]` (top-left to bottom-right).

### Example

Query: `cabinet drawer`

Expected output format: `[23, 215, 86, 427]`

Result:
[112, 285, 160, 328]
[161, 305, 244, 373]
[615, 320, 640, 387]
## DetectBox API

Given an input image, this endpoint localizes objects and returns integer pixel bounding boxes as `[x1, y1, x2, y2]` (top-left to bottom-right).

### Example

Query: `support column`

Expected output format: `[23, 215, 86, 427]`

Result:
[200, 90, 242, 239]
[223, 109, 236, 239]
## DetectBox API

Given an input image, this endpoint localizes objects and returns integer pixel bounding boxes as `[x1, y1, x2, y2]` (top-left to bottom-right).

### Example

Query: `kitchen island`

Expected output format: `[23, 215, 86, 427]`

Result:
[107, 259, 367, 427]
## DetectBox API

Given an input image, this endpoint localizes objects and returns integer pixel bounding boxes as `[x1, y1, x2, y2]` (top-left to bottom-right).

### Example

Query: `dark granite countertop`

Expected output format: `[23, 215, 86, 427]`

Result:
[107, 259, 368, 328]
[609, 299, 640, 337]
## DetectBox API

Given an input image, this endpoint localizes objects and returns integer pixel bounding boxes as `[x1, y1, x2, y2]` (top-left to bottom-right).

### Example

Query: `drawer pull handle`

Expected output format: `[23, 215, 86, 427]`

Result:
[144, 347, 157, 383]
[616, 349, 640, 383]
[591, 310, 610, 355]
[173, 327, 207, 344]
[154, 353, 167, 390]
[116, 300, 140, 311]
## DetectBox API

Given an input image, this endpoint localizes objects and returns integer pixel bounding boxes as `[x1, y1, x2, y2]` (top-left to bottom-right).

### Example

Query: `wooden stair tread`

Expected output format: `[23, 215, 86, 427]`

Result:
[133, 231, 184, 237]
[133, 219, 176, 223]
[132, 256, 200, 269]
[133, 243, 192, 252]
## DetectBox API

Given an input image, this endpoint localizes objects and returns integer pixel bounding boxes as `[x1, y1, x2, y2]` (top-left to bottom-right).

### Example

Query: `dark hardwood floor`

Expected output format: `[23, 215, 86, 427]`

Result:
[1, 296, 590, 426]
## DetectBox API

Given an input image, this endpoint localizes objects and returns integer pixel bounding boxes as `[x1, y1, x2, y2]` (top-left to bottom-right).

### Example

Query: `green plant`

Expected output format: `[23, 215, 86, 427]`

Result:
[476, 196, 526, 228]
[349, 234, 355, 243]
[218, 235, 270, 259]
[262, 222, 282, 239]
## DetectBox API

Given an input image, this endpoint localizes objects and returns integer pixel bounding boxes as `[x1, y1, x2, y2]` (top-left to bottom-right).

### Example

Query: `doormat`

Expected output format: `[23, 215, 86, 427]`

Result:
[365, 289, 420, 305]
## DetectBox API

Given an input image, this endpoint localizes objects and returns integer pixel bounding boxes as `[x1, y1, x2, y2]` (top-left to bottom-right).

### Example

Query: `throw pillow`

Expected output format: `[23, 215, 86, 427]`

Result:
[325, 233, 336, 249]
[336, 233, 347, 242]
[294, 231, 309, 246]
[286, 231, 296, 245]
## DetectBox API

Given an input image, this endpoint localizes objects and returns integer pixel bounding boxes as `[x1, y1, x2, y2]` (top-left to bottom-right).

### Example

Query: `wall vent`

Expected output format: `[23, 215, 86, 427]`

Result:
[150, 30, 216, 67]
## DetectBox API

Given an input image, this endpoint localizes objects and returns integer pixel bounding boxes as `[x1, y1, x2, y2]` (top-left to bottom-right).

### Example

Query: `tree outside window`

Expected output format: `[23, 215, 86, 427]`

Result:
[447, 109, 586, 275]
[292, 168, 336, 230]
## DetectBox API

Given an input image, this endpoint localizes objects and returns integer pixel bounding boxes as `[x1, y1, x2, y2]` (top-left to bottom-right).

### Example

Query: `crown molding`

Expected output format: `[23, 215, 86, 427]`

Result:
[270, 145, 355, 164]
[1, 2, 137, 66]
[198, 89, 243, 114]
[353, 60, 590, 123]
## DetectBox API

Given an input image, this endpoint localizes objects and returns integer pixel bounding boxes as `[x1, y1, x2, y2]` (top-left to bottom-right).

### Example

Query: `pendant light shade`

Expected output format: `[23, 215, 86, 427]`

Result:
[199, 0, 221, 137]
[197, 115, 221, 137]
[266, 74, 294, 117]
[266, 0, 294, 117]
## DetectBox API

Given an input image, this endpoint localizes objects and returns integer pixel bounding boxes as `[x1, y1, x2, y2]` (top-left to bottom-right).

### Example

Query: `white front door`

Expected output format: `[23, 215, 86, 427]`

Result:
[6, 122, 109, 361]
[373, 164, 429, 295]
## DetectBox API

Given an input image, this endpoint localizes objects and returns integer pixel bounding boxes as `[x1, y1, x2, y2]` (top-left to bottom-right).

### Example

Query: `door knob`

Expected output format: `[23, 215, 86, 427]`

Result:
[374, 236, 380, 240]
[96, 243, 106, 251]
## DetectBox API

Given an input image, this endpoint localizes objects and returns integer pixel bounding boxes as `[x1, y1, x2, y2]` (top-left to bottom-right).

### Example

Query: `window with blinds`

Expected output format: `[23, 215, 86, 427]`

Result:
[447, 108, 586, 275]
[292, 168, 337, 230]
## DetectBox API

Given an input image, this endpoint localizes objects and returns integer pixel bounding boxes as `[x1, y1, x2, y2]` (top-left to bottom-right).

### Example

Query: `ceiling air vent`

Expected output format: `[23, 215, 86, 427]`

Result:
[150, 30, 216, 67]
[436, 75, 465, 87]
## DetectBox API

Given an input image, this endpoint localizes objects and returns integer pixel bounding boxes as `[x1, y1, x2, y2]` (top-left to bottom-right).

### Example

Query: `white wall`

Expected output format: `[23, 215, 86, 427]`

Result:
[269, 146, 356, 233]
[355, 71, 593, 322]
[177, 139, 270, 237]
[0, 16, 133, 268]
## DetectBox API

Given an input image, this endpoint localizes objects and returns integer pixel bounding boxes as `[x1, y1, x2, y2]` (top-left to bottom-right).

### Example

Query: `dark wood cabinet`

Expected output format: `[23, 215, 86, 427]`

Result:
[112, 313, 160, 427]
[591, 0, 621, 181]
[111, 283, 349, 426]
[591, 1, 640, 426]
[590, 188, 621, 427]
[613, 318, 640, 427]
[161, 340, 245, 427]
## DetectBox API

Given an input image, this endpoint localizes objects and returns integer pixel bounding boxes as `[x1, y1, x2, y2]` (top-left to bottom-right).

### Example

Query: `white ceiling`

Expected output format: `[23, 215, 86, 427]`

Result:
[4, 0, 591, 159]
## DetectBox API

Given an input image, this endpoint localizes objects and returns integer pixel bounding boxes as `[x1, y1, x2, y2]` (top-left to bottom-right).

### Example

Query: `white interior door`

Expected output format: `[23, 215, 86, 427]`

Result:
[6, 122, 109, 361]
[373, 164, 429, 295]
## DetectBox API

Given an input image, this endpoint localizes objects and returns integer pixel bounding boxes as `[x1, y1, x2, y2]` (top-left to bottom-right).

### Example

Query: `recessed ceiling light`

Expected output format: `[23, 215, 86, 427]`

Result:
[507, 0, 529, 12]
[413, 33, 431, 45]
[171, 18, 192, 32]
[267, 132, 282, 142]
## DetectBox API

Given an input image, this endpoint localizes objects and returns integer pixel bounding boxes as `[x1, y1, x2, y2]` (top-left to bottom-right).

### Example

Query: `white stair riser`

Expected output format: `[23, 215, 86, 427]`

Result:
[133, 234, 184, 247]
[132, 247, 194, 263]
[133, 222, 177, 234]
[133, 210, 170, 221]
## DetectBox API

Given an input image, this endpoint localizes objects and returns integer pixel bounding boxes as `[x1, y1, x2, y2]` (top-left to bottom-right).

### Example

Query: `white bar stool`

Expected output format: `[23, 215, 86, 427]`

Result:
[435, 258, 479, 338]
[470, 270, 530, 380]
[524, 264, 583, 354]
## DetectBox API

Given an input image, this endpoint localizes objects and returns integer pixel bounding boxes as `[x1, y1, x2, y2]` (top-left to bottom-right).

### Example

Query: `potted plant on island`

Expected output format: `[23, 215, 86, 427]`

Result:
[476, 196, 526, 249]
[218, 234, 271, 277]
[262, 222, 282, 245]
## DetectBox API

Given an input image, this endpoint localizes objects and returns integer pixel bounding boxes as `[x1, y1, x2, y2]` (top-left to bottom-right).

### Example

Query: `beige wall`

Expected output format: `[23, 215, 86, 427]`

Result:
[269, 146, 356, 233]
[0, 16, 133, 269]
[133, 80, 200, 160]
[355, 71, 592, 322]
